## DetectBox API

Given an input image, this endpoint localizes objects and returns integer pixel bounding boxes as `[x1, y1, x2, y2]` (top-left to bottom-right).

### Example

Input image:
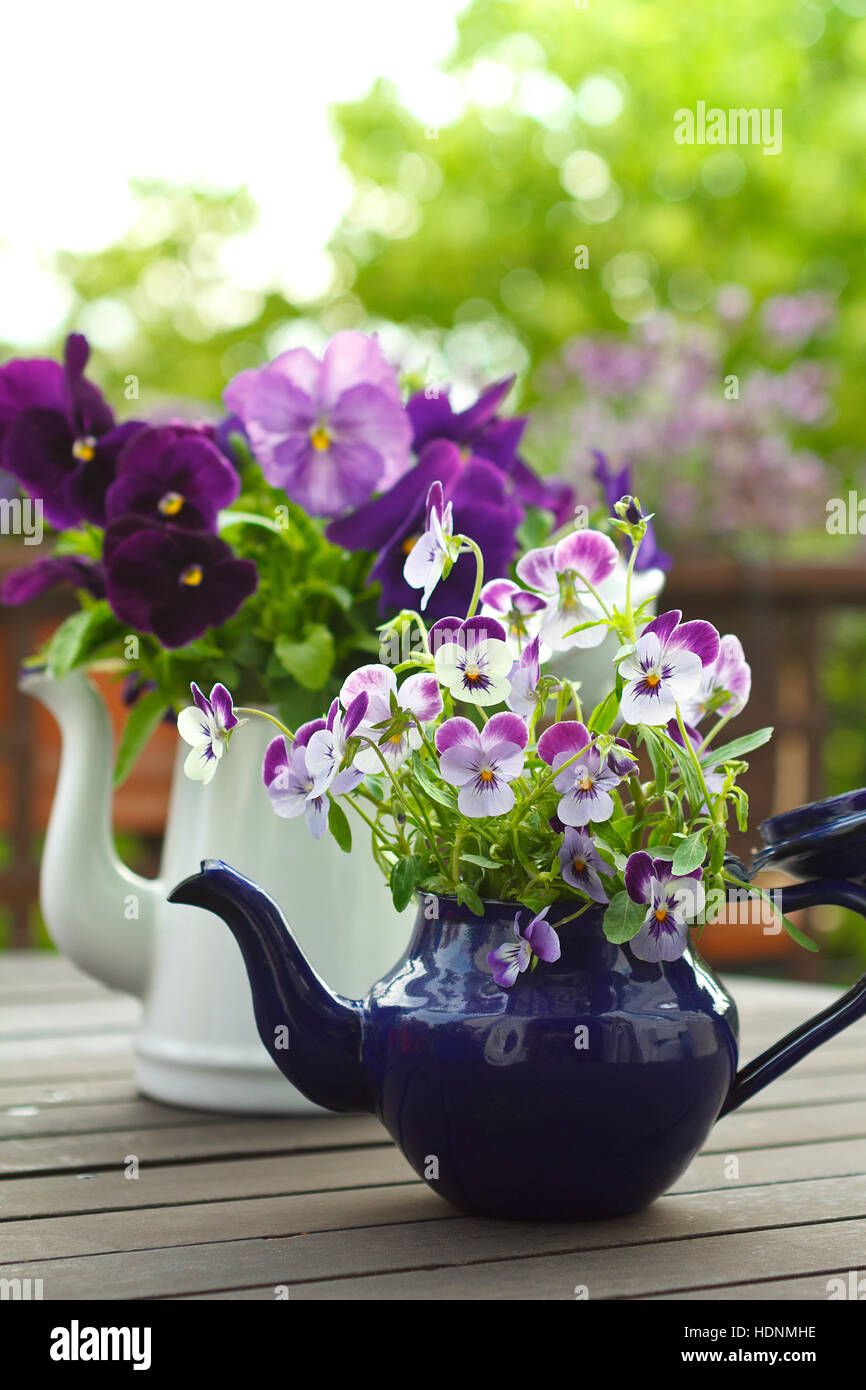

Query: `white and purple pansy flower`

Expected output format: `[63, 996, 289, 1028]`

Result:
[559, 827, 610, 903]
[263, 720, 333, 840]
[435, 712, 528, 818]
[624, 851, 706, 963]
[430, 615, 513, 707]
[479, 578, 548, 657]
[619, 609, 720, 728]
[488, 907, 561, 988]
[402, 480, 459, 611]
[178, 681, 244, 784]
[515, 528, 618, 652]
[679, 633, 752, 727]
[339, 663, 443, 771]
[506, 633, 543, 722]
[305, 691, 370, 798]
[537, 720, 623, 826]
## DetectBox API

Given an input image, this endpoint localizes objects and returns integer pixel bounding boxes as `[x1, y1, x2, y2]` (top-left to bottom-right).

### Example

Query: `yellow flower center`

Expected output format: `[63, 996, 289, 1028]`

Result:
[573, 858, 586, 874]
[464, 664, 482, 684]
[402, 533, 420, 555]
[388, 733, 403, 745]
[646, 672, 661, 688]
[310, 426, 330, 451]
[654, 906, 668, 924]
[578, 772, 594, 791]
[479, 767, 494, 783]
[179, 564, 204, 587]
[72, 436, 97, 462]
[159, 491, 185, 517]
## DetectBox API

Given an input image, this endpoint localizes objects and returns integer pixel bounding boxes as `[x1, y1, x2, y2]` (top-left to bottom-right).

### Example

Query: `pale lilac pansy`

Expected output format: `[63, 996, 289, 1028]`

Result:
[435, 712, 528, 818]
[178, 681, 245, 784]
[430, 614, 513, 708]
[679, 633, 751, 727]
[515, 528, 618, 652]
[479, 577, 548, 658]
[558, 827, 609, 903]
[339, 663, 443, 772]
[537, 720, 624, 826]
[506, 633, 542, 721]
[402, 480, 459, 611]
[619, 609, 720, 728]
[624, 851, 706, 963]
[488, 907, 561, 988]
[262, 719, 335, 840]
[305, 691, 370, 797]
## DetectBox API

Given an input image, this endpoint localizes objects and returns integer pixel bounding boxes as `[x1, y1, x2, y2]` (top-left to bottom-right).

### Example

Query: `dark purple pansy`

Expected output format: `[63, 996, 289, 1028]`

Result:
[408, 377, 574, 525]
[105, 426, 240, 531]
[592, 451, 671, 573]
[104, 521, 257, 648]
[0, 334, 133, 529]
[1, 555, 105, 606]
[327, 439, 525, 620]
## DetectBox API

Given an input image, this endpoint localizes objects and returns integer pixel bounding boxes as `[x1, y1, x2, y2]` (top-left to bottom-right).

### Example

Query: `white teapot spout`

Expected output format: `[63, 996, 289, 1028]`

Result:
[21, 667, 158, 997]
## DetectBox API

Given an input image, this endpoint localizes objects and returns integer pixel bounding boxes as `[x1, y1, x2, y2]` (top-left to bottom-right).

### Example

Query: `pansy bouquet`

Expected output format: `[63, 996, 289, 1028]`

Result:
[1, 330, 572, 781]
[182, 485, 816, 981]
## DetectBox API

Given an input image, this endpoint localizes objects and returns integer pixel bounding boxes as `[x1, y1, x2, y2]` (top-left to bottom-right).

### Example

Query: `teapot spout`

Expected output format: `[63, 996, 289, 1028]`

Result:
[168, 860, 372, 1114]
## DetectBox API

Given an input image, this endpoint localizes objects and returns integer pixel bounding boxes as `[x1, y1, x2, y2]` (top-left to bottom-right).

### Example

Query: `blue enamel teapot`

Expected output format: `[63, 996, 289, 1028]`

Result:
[169, 790, 866, 1221]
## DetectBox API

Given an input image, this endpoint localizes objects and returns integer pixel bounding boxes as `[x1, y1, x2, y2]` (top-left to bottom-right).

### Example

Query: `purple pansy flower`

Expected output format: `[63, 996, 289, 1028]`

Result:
[263, 723, 331, 840]
[177, 681, 244, 784]
[538, 720, 623, 826]
[516, 528, 618, 652]
[105, 426, 240, 531]
[305, 692, 370, 797]
[592, 451, 671, 573]
[624, 851, 706, 963]
[408, 376, 574, 524]
[402, 480, 458, 611]
[619, 609, 720, 727]
[0, 334, 141, 528]
[327, 441, 524, 621]
[1, 555, 105, 606]
[487, 907, 561, 988]
[339, 664, 443, 771]
[223, 331, 412, 517]
[430, 614, 513, 708]
[104, 521, 258, 648]
[559, 827, 609, 903]
[435, 711, 527, 818]
[679, 633, 751, 727]
[480, 578, 547, 657]
[506, 633, 543, 721]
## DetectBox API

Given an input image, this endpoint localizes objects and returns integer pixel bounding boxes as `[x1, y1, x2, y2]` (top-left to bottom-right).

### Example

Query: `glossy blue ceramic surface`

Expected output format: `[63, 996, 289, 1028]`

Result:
[169, 852, 866, 1221]
[754, 787, 866, 883]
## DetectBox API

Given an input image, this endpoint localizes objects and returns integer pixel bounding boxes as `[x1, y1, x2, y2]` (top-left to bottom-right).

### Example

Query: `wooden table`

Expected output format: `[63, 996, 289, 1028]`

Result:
[1, 953, 865, 1302]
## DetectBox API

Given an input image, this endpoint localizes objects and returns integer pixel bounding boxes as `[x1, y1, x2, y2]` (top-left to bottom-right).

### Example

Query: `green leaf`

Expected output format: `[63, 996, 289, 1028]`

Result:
[45, 606, 119, 679]
[703, 728, 773, 765]
[114, 691, 169, 788]
[640, 726, 670, 795]
[274, 625, 335, 690]
[588, 688, 620, 734]
[390, 855, 419, 912]
[411, 752, 458, 810]
[299, 578, 354, 611]
[602, 891, 647, 944]
[460, 852, 501, 869]
[672, 829, 708, 875]
[327, 799, 352, 854]
[456, 882, 485, 916]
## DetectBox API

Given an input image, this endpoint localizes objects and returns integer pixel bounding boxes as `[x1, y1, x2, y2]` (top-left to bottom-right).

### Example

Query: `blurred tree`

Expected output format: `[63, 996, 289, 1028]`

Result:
[329, 0, 866, 467]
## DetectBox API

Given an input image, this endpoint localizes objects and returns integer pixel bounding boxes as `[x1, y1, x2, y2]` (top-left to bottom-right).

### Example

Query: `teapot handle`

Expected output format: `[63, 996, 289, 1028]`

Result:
[719, 878, 866, 1116]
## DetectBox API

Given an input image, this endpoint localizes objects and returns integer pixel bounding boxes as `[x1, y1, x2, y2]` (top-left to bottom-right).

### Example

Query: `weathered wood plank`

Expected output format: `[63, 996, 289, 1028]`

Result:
[673, 1135, 866, 1193]
[709, 1099, 866, 1151]
[0, 1146, 418, 1221]
[653, 1271, 861, 1300]
[0, 1078, 138, 1109]
[0, 1099, 234, 1140]
[3, 1176, 865, 1299]
[0, 1113, 387, 1176]
[0, 1035, 135, 1083]
[3, 1173, 866, 1267]
[0, 998, 140, 1039]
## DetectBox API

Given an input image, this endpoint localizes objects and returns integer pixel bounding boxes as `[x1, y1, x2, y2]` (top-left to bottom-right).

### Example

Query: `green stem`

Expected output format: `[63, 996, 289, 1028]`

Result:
[457, 536, 485, 619]
[674, 704, 716, 813]
[234, 707, 294, 740]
